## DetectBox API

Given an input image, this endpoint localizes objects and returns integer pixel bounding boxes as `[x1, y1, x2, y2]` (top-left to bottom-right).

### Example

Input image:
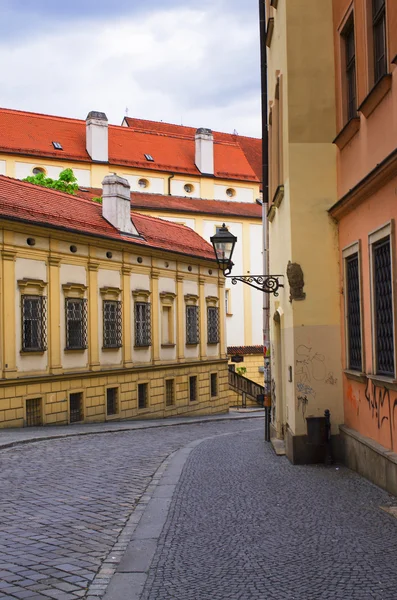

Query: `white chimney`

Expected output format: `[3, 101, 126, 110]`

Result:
[102, 174, 139, 236]
[195, 128, 214, 175]
[86, 111, 108, 162]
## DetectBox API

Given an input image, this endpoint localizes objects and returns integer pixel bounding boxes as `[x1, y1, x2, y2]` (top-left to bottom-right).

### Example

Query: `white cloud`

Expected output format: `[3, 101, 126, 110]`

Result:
[0, 7, 261, 136]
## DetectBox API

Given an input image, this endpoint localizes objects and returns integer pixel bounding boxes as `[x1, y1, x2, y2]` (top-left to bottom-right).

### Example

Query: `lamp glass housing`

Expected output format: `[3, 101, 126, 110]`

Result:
[210, 225, 237, 273]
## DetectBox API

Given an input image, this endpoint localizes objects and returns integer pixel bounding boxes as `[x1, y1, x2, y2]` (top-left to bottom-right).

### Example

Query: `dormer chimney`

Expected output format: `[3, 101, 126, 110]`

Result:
[102, 174, 138, 236]
[195, 128, 214, 175]
[86, 111, 108, 162]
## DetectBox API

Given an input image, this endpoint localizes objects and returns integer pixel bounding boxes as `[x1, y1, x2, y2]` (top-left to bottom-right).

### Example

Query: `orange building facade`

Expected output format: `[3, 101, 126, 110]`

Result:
[331, 0, 397, 491]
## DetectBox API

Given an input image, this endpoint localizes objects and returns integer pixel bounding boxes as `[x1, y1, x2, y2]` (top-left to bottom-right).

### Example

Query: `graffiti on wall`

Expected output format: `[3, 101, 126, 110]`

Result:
[364, 379, 397, 449]
[295, 345, 338, 415]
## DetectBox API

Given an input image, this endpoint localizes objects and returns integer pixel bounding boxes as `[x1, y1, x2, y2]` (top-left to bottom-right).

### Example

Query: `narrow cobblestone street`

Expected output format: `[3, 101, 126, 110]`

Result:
[2, 417, 397, 599]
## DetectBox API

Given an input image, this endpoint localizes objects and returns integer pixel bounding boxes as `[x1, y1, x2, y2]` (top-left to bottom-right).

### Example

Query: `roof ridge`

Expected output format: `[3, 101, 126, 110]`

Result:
[126, 117, 260, 141]
[0, 106, 86, 125]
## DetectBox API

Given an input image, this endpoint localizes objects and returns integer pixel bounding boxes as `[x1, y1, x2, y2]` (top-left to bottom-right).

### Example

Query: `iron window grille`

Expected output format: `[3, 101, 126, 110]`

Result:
[138, 383, 148, 409]
[207, 306, 220, 344]
[26, 398, 42, 427]
[344, 19, 356, 120]
[103, 300, 122, 348]
[165, 379, 175, 406]
[186, 305, 199, 344]
[22, 295, 47, 352]
[135, 302, 151, 347]
[210, 373, 218, 397]
[69, 392, 83, 423]
[373, 237, 394, 376]
[66, 298, 88, 350]
[346, 254, 362, 371]
[373, 0, 387, 83]
[106, 387, 118, 416]
[189, 376, 197, 402]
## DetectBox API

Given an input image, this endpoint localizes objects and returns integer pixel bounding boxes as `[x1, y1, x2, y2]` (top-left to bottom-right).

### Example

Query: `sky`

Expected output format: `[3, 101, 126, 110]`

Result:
[0, 0, 262, 137]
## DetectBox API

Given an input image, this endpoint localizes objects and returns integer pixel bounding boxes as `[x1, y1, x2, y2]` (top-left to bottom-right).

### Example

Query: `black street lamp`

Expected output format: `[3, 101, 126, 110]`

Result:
[210, 224, 283, 296]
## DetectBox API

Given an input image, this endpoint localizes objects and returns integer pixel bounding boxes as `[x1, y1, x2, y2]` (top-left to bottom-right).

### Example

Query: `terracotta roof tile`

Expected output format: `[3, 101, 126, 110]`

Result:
[0, 176, 216, 261]
[227, 345, 264, 355]
[77, 188, 263, 219]
[0, 108, 261, 183]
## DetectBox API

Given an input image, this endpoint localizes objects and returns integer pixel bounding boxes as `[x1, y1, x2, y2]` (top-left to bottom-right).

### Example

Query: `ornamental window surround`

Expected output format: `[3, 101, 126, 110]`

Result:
[342, 242, 363, 372]
[369, 222, 395, 378]
[185, 294, 199, 345]
[133, 289, 151, 348]
[100, 287, 122, 349]
[160, 292, 176, 347]
[18, 278, 48, 353]
[206, 296, 220, 344]
[63, 283, 88, 351]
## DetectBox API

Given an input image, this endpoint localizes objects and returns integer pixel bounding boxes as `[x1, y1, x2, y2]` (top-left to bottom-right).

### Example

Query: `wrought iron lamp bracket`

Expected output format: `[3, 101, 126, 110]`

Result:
[224, 272, 284, 296]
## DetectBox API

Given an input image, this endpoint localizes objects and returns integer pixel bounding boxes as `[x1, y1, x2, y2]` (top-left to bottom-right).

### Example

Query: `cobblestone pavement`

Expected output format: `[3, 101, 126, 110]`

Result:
[0, 418, 261, 600]
[141, 429, 397, 600]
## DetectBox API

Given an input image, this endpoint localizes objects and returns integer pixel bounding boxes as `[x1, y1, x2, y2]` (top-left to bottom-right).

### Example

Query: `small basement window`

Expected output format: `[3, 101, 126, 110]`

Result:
[144, 154, 154, 162]
[52, 142, 63, 150]
[26, 397, 43, 427]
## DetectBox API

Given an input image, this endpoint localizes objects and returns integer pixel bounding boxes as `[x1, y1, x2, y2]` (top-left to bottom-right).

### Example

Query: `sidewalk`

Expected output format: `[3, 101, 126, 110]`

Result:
[0, 408, 264, 450]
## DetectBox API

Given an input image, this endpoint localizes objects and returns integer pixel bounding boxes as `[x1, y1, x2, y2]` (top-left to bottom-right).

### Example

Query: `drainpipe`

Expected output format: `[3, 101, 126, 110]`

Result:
[167, 173, 175, 195]
[259, 0, 272, 437]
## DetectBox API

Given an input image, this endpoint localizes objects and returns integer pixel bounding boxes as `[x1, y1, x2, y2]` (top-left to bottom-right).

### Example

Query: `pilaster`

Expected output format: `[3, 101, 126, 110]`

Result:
[122, 266, 133, 368]
[151, 270, 160, 363]
[199, 276, 207, 360]
[2, 250, 17, 378]
[176, 273, 184, 361]
[88, 262, 100, 371]
[218, 278, 227, 359]
[48, 256, 62, 374]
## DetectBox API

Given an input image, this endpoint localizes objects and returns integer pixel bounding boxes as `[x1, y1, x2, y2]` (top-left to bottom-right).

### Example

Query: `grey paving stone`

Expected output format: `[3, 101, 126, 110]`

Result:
[0, 418, 261, 599]
[104, 573, 146, 600]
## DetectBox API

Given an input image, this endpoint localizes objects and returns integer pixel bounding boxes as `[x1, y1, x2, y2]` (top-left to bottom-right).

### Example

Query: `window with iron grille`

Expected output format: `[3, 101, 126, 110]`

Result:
[343, 18, 356, 121]
[373, 0, 387, 83]
[210, 373, 218, 397]
[22, 296, 47, 351]
[66, 298, 88, 350]
[373, 237, 394, 376]
[165, 379, 175, 406]
[186, 305, 199, 344]
[138, 383, 148, 409]
[69, 392, 83, 423]
[189, 375, 197, 402]
[103, 300, 122, 348]
[346, 254, 362, 371]
[106, 387, 118, 416]
[135, 302, 151, 347]
[26, 398, 42, 427]
[207, 307, 219, 344]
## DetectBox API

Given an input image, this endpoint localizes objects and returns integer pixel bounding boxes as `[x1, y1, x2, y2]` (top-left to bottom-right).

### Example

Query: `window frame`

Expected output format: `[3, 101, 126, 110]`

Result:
[210, 372, 218, 398]
[342, 241, 364, 373]
[21, 295, 47, 352]
[372, 0, 387, 84]
[165, 378, 175, 407]
[206, 297, 220, 345]
[105, 386, 119, 417]
[65, 297, 88, 351]
[369, 221, 396, 378]
[68, 390, 84, 424]
[102, 299, 122, 349]
[133, 290, 152, 348]
[160, 292, 176, 347]
[342, 15, 357, 121]
[189, 375, 198, 402]
[138, 382, 149, 410]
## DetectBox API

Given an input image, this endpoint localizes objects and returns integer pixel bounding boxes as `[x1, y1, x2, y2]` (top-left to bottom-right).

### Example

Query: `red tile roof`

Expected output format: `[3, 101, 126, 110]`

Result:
[0, 108, 261, 183]
[0, 176, 216, 261]
[227, 346, 264, 355]
[124, 117, 263, 182]
[77, 188, 262, 219]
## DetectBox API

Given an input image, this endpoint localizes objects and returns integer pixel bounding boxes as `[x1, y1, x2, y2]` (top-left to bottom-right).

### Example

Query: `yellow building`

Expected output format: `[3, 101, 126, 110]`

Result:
[266, 0, 343, 462]
[0, 173, 230, 428]
[0, 108, 264, 361]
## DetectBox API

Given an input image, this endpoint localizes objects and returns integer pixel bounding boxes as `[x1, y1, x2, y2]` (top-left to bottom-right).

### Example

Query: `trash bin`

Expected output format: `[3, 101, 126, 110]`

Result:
[306, 416, 326, 445]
